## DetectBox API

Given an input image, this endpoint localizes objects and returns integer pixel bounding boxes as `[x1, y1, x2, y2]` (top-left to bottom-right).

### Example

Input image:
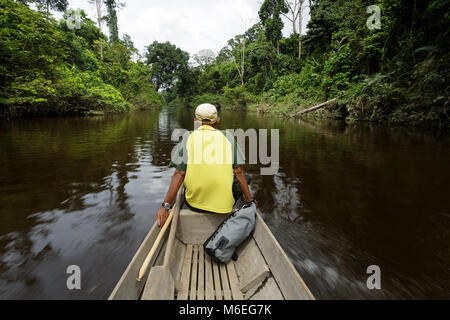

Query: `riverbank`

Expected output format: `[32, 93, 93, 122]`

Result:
[247, 91, 449, 129]
[0, 1, 165, 119]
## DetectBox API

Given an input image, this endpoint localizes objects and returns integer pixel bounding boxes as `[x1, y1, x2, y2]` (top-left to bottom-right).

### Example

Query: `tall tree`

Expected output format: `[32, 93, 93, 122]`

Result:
[297, 0, 305, 58]
[281, 0, 305, 58]
[145, 41, 189, 91]
[226, 35, 246, 86]
[105, 0, 125, 43]
[88, 0, 106, 61]
[258, 0, 289, 54]
[282, 0, 300, 33]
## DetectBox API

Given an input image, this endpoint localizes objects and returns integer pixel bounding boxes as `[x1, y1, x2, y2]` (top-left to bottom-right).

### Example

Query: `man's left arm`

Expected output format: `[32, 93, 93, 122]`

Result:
[229, 132, 256, 205]
[234, 166, 256, 205]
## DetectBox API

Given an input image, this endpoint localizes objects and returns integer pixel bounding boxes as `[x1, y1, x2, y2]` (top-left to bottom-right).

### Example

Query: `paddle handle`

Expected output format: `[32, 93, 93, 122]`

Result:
[137, 210, 174, 282]
[162, 188, 183, 267]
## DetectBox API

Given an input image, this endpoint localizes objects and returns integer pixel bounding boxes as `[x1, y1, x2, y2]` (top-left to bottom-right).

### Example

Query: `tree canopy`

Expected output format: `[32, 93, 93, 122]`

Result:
[258, 0, 289, 54]
[145, 41, 190, 91]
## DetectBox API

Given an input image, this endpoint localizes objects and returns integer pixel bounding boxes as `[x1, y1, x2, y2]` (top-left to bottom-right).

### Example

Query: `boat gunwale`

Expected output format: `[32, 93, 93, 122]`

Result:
[253, 210, 315, 300]
[109, 201, 315, 300]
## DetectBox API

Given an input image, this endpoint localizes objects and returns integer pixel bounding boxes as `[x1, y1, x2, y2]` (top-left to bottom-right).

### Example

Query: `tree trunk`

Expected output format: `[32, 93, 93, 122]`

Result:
[292, 13, 297, 34]
[284, 1, 298, 34]
[292, 98, 337, 117]
[298, 0, 304, 59]
[241, 40, 245, 86]
[95, 0, 104, 62]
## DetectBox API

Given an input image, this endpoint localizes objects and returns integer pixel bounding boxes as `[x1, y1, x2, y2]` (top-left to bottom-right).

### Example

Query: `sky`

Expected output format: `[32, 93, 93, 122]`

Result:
[53, 0, 310, 57]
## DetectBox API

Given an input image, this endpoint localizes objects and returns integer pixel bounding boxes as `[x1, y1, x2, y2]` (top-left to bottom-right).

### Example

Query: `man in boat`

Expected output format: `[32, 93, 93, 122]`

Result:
[156, 103, 256, 227]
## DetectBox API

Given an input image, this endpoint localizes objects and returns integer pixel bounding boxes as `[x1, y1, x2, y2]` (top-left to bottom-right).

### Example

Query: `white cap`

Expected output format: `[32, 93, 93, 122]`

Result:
[195, 103, 218, 124]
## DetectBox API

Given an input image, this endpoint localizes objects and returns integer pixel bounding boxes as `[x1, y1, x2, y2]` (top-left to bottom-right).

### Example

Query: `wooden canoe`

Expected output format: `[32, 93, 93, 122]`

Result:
[109, 193, 315, 300]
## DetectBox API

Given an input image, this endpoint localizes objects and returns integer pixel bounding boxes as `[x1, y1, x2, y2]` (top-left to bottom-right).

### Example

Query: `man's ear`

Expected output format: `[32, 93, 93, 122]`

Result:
[194, 118, 202, 129]
[215, 117, 221, 126]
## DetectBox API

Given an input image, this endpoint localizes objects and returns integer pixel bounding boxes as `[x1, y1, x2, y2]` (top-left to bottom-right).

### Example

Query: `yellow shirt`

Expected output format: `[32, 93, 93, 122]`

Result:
[170, 125, 245, 214]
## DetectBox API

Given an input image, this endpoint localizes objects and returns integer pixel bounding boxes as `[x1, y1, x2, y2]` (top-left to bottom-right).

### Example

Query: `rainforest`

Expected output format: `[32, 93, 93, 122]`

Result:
[1, 0, 448, 128]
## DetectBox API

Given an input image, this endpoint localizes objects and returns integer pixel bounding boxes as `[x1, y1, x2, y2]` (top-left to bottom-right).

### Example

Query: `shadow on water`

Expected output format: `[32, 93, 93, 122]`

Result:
[0, 107, 449, 299]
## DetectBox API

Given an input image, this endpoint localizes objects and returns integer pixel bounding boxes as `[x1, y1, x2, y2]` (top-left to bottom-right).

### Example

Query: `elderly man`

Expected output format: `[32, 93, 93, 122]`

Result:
[156, 103, 255, 227]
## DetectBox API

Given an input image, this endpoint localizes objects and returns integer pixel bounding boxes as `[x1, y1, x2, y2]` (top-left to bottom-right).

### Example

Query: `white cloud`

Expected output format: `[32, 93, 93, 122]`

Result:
[54, 0, 310, 57]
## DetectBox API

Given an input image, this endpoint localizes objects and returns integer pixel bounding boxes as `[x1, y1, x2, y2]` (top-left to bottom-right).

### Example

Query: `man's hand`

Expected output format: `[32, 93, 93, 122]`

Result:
[156, 169, 185, 228]
[156, 207, 169, 228]
[245, 198, 258, 207]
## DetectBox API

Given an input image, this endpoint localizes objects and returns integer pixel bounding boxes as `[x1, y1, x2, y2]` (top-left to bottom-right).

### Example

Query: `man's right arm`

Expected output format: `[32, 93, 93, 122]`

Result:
[156, 169, 185, 228]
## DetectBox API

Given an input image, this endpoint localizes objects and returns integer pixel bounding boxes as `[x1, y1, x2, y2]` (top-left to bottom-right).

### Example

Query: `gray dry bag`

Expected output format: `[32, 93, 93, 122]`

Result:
[204, 201, 257, 264]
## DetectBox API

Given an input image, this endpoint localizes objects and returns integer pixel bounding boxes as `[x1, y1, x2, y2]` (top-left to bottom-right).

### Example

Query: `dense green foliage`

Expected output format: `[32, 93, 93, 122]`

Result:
[145, 41, 190, 92]
[172, 0, 449, 127]
[1, 0, 448, 127]
[0, 0, 164, 117]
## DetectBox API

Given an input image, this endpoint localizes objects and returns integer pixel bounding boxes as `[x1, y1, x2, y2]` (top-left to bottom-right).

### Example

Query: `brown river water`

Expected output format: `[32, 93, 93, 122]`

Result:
[0, 107, 449, 299]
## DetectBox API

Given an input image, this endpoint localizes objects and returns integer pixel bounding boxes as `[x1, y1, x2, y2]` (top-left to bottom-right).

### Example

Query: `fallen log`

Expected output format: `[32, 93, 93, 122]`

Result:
[292, 98, 338, 117]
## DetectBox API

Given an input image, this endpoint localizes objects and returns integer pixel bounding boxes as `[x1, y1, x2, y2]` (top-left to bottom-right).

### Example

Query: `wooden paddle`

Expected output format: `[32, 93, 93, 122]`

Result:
[139, 188, 184, 300]
[162, 187, 183, 267]
[137, 187, 183, 279]
[136, 209, 174, 282]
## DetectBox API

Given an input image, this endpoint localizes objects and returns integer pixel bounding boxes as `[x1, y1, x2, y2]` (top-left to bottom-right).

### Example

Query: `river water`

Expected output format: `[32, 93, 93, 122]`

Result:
[0, 107, 449, 299]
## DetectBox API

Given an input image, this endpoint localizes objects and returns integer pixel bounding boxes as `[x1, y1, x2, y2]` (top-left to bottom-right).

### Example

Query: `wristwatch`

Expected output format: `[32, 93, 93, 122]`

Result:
[161, 202, 171, 210]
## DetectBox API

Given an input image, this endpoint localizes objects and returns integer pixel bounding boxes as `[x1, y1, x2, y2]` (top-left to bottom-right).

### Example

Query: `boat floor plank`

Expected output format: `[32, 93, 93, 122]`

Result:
[197, 245, 205, 300]
[212, 259, 222, 300]
[189, 245, 198, 300]
[178, 245, 247, 300]
[226, 262, 244, 300]
[219, 263, 232, 300]
[205, 254, 214, 300]
[177, 244, 193, 300]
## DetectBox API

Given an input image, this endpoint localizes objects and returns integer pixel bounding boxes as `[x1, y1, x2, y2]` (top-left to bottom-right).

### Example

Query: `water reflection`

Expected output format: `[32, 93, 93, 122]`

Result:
[0, 107, 449, 299]
[0, 110, 180, 299]
[217, 111, 450, 299]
